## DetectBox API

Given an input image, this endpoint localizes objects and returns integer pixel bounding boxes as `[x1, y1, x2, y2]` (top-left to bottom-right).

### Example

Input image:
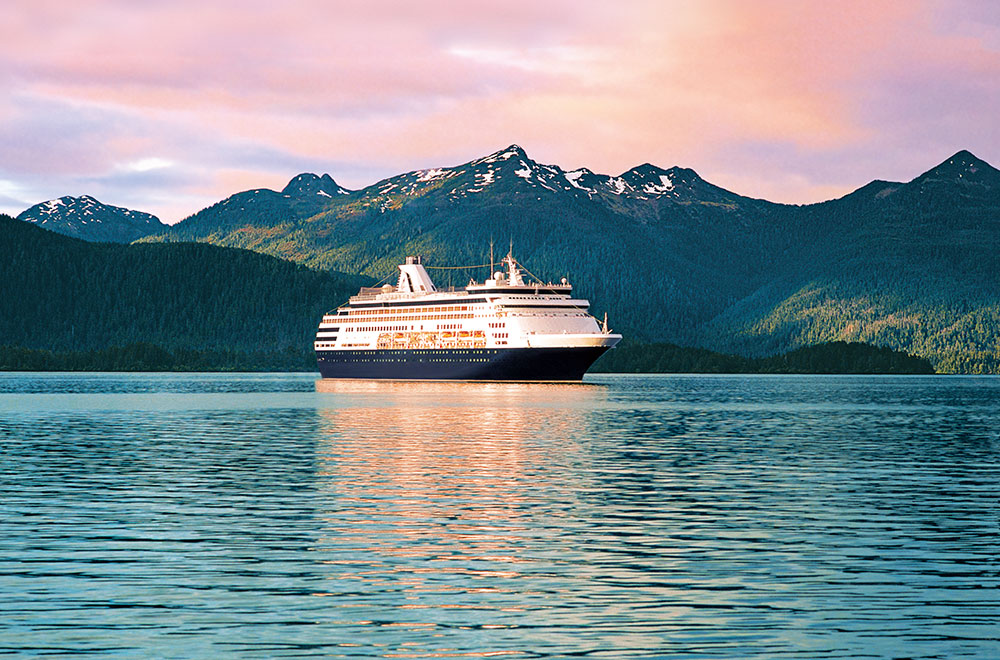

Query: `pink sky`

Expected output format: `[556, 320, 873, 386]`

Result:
[2, 0, 998, 223]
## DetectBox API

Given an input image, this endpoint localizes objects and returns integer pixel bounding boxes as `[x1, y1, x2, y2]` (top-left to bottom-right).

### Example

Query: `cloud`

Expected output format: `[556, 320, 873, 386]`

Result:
[117, 157, 174, 174]
[0, 178, 40, 213]
[1, 0, 999, 220]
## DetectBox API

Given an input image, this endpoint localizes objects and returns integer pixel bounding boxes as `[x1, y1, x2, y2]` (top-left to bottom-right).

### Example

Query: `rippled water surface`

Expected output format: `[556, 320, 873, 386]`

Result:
[2, 372, 998, 658]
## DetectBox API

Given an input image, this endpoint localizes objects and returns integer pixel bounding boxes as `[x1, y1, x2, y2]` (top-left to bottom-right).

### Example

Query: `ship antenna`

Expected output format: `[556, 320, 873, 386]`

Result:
[489, 237, 494, 272]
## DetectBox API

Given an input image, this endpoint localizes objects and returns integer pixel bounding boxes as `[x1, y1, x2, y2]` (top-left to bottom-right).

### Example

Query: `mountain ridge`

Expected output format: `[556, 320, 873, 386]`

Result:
[17, 194, 166, 243]
[12, 146, 1000, 372]
[18, 146, 988, 233]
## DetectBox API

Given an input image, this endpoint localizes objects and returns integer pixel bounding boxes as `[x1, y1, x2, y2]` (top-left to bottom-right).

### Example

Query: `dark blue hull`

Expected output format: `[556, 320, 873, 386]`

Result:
[316, 346, 610, 381]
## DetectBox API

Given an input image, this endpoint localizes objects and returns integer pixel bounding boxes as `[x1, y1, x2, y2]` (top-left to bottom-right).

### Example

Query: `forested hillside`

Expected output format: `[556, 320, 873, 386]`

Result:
[22, 146, 1000, 372]
[0, 215, 368, 362]
[144, 147, 1000, 372]
[592, 340, 935, 374]
[702, 151, 1000, 372]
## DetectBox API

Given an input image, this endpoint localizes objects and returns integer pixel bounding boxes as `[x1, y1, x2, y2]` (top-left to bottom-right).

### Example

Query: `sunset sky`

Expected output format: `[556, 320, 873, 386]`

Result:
[2, 0, 998, 223]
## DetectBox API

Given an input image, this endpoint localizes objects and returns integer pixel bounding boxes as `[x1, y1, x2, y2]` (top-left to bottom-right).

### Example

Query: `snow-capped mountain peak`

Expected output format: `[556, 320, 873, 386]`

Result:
[17, 195, 165, 243]
[475, 144, 529, 165]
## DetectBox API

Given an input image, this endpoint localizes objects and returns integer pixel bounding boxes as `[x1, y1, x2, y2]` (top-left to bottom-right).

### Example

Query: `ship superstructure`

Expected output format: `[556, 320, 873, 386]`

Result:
[315, 253, 621, 380]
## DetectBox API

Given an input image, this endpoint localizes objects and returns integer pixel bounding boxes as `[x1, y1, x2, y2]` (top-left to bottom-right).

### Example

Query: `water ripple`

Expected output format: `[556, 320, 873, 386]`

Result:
[1, 373, 998, 658]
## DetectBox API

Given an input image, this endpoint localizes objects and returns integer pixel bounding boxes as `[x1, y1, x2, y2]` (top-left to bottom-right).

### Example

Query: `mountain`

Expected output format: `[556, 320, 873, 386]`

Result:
[114, 147, 1000, 372]
[165, 172, 349, 239]
[699, 150, 1000, 372]
[158, 145, 783, 343]
[15, 173, 349, 244]
[0, 214, 368, 357]
[168, 145, 771, 243]
[17, 195, 166, 243]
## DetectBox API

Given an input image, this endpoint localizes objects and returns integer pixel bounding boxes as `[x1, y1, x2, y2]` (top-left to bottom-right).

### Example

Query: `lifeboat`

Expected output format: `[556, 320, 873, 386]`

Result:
[441, 331, 454, 339]
[458, 330, 470, 338]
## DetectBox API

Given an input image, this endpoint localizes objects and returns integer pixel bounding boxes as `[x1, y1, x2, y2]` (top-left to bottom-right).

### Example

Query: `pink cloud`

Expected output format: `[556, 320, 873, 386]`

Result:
[1, 0, 998, 220]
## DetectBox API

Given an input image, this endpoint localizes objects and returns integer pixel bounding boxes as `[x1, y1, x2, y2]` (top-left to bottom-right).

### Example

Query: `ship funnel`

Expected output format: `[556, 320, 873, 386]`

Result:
[397, 255, 436, 293]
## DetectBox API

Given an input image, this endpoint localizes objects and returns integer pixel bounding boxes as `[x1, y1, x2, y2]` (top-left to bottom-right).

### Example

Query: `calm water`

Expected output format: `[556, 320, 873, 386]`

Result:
[1, 373, 998, 659]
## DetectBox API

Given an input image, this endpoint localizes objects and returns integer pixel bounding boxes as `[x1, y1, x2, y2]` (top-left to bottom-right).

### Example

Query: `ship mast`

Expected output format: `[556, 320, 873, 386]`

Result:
[503, 250, 525, 286]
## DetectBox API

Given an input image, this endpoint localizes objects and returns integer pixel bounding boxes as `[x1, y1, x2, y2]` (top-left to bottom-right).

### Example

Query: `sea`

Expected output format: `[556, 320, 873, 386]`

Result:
[1, 372, 998, 659]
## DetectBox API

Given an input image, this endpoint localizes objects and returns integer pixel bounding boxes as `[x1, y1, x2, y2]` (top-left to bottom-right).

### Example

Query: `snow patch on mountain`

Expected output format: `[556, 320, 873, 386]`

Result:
[607, 177, 633, 195]
[514, 162, 533, 179]
[564, 170, 586, 188]
[416, 168, 449, 182]
[643, 175, 674, 195]
[475, 169, 496, 187]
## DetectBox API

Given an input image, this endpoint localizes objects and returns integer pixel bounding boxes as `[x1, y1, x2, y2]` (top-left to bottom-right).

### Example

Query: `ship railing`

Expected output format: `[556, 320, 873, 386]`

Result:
[466, 283, 573, 291]
[349, 286, 470, 302]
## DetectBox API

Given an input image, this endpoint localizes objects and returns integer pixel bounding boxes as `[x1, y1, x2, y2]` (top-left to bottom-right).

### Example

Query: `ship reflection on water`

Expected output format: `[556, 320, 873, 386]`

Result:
[309, 380, 608, 646]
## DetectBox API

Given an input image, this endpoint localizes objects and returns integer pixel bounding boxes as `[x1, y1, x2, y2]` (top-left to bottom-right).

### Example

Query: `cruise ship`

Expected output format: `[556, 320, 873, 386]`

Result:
[315, 253, 621, 380]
